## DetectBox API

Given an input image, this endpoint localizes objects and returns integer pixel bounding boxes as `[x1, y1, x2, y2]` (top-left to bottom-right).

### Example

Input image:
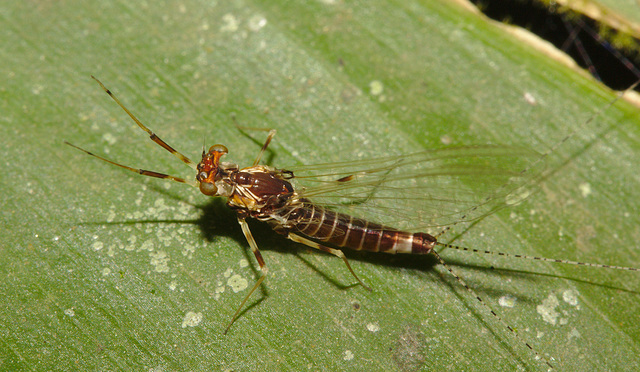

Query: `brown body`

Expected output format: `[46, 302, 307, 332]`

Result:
[278, 202, 437, 255]
[212, 164, 437, 257]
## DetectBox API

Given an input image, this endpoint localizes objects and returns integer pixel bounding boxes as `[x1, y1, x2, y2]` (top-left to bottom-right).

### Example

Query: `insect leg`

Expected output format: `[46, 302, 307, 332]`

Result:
[287, 233, 371, 291]
[251, 128, 277, 166]
[233, 121, 277, 166]
[224, 217, 269, 334]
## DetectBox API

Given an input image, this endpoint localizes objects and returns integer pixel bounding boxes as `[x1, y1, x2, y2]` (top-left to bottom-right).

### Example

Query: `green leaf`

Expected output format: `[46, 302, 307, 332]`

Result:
[2, 0, 639, 370]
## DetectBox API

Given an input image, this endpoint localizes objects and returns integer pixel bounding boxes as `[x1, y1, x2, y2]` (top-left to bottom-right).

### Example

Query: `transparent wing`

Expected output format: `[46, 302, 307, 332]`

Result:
[282, 145, 543, 233]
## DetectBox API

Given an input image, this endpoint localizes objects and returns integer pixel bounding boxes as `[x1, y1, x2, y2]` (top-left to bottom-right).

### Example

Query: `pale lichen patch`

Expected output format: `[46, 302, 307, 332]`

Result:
[150, 251, 170, 273]
[343, 350, 354, 361]
[537, 293, 560, 325]
[562, 289, 579, 307]
[499, 295, 517, 308]
[181, 311, 203, 328]
[92, 241, 104, 251]
[227, 274, 248, 293]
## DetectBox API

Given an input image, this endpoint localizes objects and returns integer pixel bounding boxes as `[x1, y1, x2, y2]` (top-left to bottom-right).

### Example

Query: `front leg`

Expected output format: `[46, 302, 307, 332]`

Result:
[233, 120, 277, 166]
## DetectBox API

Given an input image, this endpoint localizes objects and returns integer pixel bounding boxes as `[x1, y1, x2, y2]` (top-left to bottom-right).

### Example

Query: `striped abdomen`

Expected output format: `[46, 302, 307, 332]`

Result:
[282, 202, 436, 255]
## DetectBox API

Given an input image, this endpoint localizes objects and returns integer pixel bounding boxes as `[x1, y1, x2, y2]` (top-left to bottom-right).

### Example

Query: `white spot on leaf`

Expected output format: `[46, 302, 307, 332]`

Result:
[227, 274, 248, 293]
[248, 15, 267, 31]
[562, 289, 579, 306]
[343, 350, 354, 361]
[92, 241, 104, 251]
[181, 311, 203, 328]
[150, 251, 170, 273]
[499, 295, 516, 308]
[220, 14, 239, 32]
[537, 293, 560, 325]
[505, 187, 531, 206]
[369, 80, 384, 96]
[579, 182, 592, 197]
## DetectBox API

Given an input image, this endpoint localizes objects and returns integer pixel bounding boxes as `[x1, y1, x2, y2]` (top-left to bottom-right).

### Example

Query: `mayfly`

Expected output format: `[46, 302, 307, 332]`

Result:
[66, 76, 639, 368]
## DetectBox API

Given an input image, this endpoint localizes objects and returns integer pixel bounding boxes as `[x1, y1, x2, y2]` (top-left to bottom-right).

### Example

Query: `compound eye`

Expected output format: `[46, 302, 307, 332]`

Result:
[197, 171, 208, 181]
[199, 181, 218, 196]
[209, 144, 228, 154]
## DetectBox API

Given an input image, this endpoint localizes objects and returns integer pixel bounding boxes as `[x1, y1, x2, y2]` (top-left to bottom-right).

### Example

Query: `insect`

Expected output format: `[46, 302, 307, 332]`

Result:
[66, 76, 639, 369]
